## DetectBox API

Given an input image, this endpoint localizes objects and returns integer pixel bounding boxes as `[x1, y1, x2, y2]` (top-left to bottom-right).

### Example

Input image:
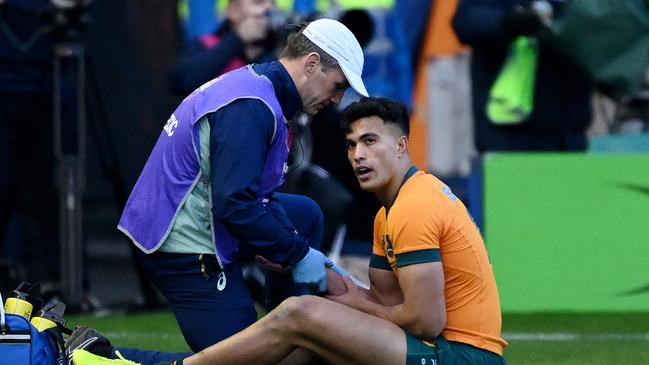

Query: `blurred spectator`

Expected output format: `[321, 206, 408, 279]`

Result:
[177, 0, 222, 41]
[334, 1, 413, 108]
[453, 0, 593, 152]
[409, 0, 474, 178]
[291, 1, 412, 107]
[396, 0, 434, 66]
[0, 0, 60, 293]
[175, 0, 317, 42]
[355, 5, 412, 107]
[169, 0, 278, 96]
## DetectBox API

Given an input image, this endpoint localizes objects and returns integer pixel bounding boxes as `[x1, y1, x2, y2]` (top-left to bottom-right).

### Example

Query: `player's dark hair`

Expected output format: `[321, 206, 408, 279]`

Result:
[340, 97, 410, 136]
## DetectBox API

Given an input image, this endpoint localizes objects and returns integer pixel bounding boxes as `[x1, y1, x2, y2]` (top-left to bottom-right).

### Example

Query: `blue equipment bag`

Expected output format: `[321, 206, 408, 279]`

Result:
[0, 292, 64, 365]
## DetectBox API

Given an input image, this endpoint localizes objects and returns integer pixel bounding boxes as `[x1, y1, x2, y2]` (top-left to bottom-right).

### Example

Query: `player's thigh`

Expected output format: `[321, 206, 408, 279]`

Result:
[285, 296, 407, 365]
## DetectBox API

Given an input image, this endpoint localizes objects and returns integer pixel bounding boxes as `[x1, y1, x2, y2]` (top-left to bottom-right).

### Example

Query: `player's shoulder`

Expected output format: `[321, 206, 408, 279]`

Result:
[395, 172, 460, 215]
[373, 206, 388, 226]
[389, 173, 433, 216]
[399, 171, 446, 202]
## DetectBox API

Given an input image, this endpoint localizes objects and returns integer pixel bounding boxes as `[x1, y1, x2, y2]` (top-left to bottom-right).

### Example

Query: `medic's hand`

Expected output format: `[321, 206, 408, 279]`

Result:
[291, 248, 332, 293]
[325, 261, 350, 278]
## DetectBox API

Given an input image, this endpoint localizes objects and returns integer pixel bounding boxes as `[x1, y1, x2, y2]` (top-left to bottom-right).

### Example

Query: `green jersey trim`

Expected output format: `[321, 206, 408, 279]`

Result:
[396, 249, 441, 268]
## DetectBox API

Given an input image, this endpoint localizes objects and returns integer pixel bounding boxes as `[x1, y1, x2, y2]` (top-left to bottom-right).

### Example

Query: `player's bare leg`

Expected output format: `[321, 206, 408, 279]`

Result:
[184, 295, 407, 365]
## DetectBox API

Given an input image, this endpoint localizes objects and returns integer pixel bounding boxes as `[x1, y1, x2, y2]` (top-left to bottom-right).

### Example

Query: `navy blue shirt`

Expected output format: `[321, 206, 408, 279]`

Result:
[0, 0, 55, 93]
[169, 21, 277, 96]
[207, 61, 308, 266]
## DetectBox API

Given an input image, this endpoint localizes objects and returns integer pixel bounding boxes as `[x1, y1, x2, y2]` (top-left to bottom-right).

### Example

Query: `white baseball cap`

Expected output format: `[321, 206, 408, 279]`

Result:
[303, 18, 368, 97]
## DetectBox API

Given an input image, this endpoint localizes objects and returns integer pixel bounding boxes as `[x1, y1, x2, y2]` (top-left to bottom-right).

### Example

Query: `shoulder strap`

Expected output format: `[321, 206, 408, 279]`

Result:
[44, 326, 65, 351]
[59, 323, 73, 335]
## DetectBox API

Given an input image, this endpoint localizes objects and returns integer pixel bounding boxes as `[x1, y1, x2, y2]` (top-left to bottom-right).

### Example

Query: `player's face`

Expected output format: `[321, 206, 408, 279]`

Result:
[345, 116, 404, 193]
[300, 63, 348, 116]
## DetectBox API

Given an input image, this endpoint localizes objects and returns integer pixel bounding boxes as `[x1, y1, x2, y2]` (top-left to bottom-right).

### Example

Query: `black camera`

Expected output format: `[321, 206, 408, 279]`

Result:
[49, 0, 91, 40]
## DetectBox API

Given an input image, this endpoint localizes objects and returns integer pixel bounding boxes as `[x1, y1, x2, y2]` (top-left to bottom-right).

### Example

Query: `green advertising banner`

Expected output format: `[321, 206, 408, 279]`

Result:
[484, 153, 649, 312]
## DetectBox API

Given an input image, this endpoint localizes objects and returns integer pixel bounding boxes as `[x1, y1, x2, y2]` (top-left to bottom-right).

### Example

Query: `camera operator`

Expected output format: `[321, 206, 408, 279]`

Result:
[0, 0, 102, 312]
[452, 0, 593, 152]
[0, 0, 60, 293]
[169, 0, 279, 96]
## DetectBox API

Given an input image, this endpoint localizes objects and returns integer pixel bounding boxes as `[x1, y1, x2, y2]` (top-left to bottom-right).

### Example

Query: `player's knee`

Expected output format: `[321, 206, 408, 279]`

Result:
[260, 296, 326, 345]
[277, 295, 317, 315]
[261, 296, 305, 337]
[271, 296, 322, 327]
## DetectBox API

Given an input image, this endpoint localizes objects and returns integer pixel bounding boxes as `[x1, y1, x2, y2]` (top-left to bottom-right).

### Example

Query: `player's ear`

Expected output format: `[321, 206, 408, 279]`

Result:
[397, 135, 408, 157]
[304, 52, 321, 75]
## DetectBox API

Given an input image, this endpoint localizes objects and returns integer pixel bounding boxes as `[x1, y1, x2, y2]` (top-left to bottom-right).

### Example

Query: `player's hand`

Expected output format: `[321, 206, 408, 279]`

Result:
[325, 267, 348, 296]
[326, 276, 374, 310]
[291, 248, 331, 293]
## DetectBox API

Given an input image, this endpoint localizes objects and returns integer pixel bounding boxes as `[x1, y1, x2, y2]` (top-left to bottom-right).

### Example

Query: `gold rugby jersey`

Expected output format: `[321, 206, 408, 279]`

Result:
[371, 168, 507, 355]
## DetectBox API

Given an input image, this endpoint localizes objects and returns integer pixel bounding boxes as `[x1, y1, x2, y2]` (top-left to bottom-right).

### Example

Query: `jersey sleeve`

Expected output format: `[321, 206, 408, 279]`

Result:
[370, 210, 391, 270]
[390, 195, 443, 268]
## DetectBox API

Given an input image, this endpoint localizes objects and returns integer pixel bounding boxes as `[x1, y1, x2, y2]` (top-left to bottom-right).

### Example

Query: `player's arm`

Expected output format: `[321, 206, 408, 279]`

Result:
[331, 260, 445, 340]
[365, 217, 404, 306]
[394, 261, 446, 338]
[368, 267, 403, 306]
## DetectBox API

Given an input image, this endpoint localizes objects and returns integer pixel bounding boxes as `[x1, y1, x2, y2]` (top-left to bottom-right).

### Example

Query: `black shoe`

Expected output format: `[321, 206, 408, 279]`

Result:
[65, 326, 113, 364]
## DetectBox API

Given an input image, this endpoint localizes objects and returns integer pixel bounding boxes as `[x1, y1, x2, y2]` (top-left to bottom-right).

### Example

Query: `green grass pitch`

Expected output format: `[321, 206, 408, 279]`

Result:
[67, 311, 649, 364]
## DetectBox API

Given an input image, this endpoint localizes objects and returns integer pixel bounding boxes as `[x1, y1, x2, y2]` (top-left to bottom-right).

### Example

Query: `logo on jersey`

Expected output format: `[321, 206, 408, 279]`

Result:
[383, 234, 394, 258]
[441, 185, 458, 201]
[163, 114, 179, 137]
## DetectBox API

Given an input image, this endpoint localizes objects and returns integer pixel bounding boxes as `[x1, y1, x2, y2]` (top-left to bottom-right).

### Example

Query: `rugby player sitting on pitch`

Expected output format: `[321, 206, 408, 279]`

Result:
[73, 97, 507, 365]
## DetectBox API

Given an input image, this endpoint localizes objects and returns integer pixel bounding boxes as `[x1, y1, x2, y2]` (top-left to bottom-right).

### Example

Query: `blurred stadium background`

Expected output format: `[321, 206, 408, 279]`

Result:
[2, 0, 648, 363]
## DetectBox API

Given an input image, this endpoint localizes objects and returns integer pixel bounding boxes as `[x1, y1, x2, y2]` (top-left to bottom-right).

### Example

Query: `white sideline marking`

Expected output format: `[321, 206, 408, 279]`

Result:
[503, 332, 649, 341]
[104, 331, 649, 342]
[104, 332, 182, 340]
